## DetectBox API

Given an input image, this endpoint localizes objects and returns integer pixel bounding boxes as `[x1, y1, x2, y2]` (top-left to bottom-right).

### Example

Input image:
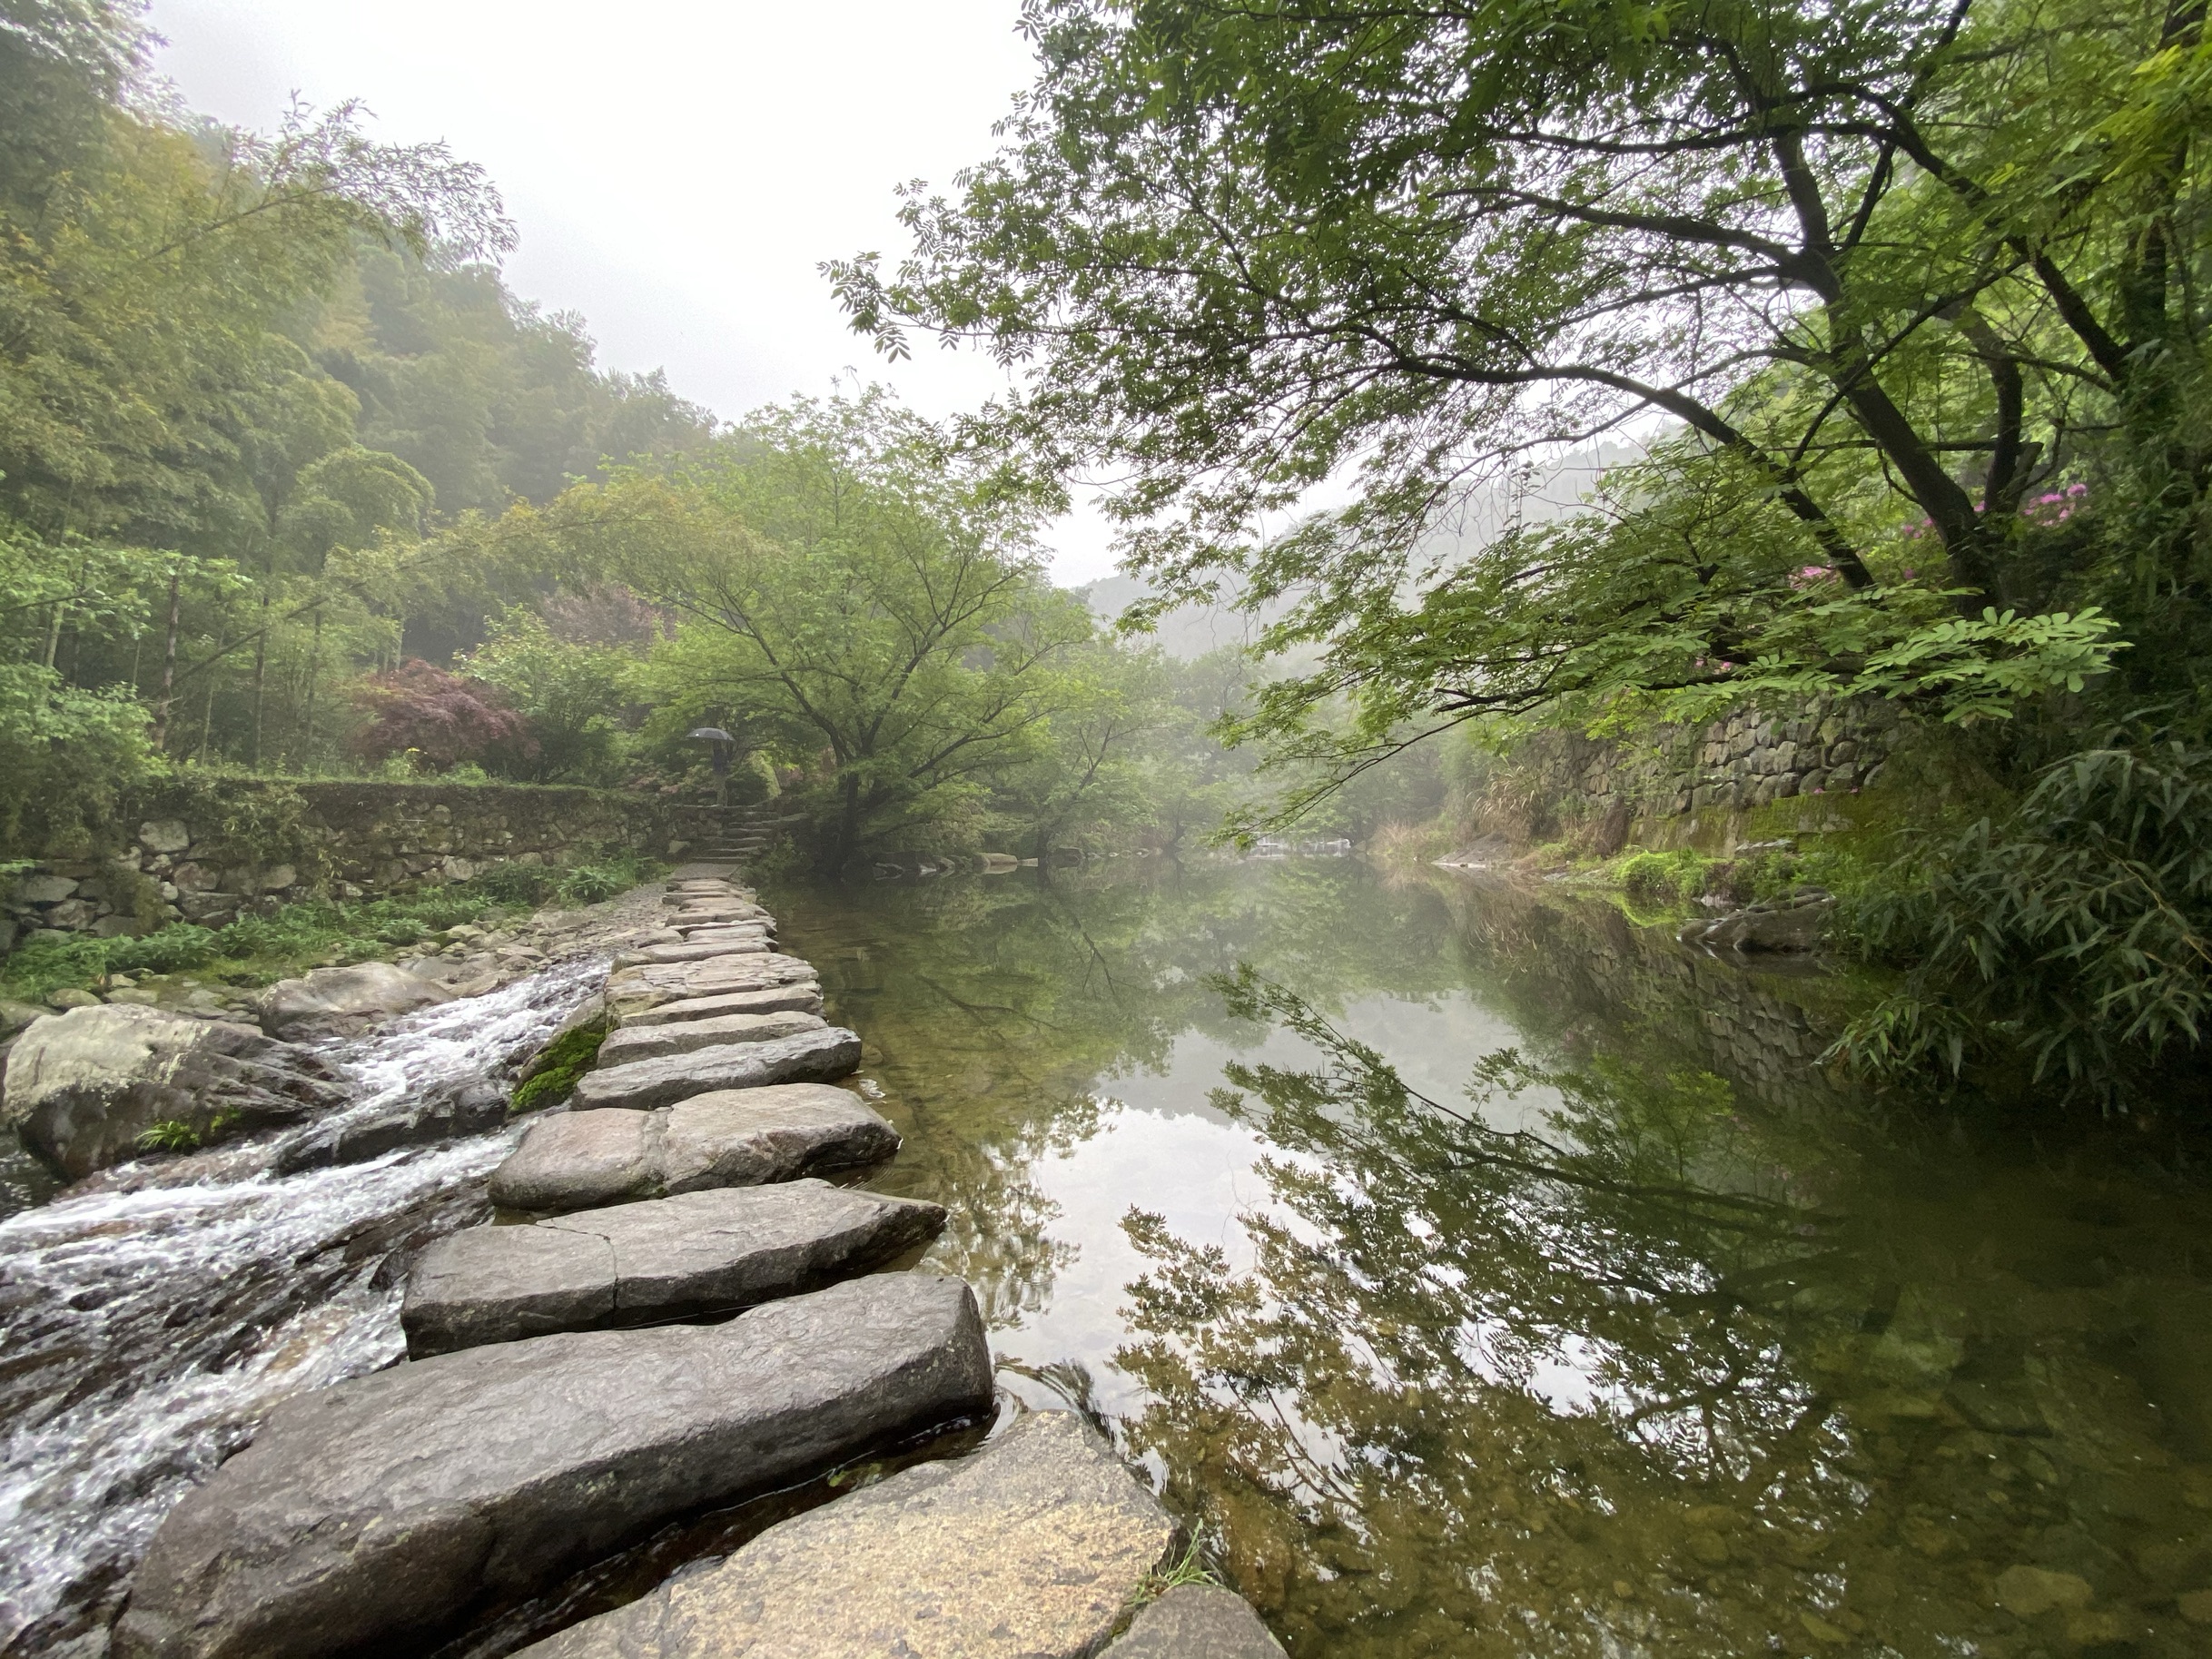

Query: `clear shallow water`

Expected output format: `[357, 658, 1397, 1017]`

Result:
[0, 962, 603, 1654]
[769, 859, 2212, 1659]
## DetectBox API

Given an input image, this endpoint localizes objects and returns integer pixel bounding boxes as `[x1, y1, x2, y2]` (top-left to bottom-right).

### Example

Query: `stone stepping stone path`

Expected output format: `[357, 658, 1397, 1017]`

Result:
[119, 869, 1283, 1659]
[115, 1276, 992, 1659]
[515, 1409, 1179, 1659]
[623, 983, 824, 1025]
[569, 1023, 860, 1111]
[489, 1087, 900, 1212]
[596, 1007, 825, 1065]
[402, 1180, 948, 1357]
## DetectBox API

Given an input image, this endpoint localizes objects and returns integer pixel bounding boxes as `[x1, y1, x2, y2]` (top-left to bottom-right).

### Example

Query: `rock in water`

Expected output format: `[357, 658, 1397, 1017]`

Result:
[1110, 1586, 1288, 1658]
[596, 1009, 826, 1066]
[618, 984, 824, 1027]
[254, 962, 454, 1041]
[518, 1409, 1180, 1659]
[569, 1027, 862, 1111]
[487, 1085, 899, 1213]
[1, 1004, 346, 1179]
[402, 1180, 947, 1356]
[114, 1275, 993, 1659]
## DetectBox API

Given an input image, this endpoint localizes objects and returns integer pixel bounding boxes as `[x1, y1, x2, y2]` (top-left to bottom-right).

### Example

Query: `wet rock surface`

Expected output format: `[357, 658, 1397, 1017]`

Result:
[517, 1410, 1180, 1659]
[605, 953, 819, 1019]
[1679, 893, 1833, 953]
[618, 983, 824, 1027]
[1110, 1585, 1288, 1659]
[2, 1003, 346, 1179]
[114, 1274, 993, 1659]
[569, 1025, 862, 1111]
[401, 1180, 947, 1356]
[488, 1085, 900, 1213]
[253, 961, 454, 1042]
[596, 1008, 826, 1066]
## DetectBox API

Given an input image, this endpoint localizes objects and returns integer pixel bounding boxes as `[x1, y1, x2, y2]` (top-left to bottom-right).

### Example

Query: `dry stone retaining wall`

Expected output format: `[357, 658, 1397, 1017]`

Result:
[3, 780, 683, 954]
[1507, 696, 1901, 844]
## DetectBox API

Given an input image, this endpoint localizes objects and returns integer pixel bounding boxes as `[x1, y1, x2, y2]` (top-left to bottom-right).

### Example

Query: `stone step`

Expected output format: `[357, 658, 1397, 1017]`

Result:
[620, 983, 824, 1027]
[606, 953, 820, 1020]
[617, 936, 771, 965]
[597, 1009, 825, 1067]
[400, 1180, 947, 1358]
[115, 1276, 992, 1659]
[571, 1027, 861, 1111]
[514, 1410, 1180, 1659]
[487, 1086, 897, 1213]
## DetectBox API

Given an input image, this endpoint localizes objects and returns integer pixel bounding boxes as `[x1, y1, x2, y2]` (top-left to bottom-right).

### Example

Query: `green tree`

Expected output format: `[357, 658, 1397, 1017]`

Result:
[492, 389, 1100, 864]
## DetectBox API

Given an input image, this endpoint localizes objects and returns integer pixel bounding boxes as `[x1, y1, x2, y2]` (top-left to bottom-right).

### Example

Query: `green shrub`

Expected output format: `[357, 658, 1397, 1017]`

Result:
[559, 855, 647, 904]
[469, 862, 560, 906]
[1618, 849, 1712, 905]
[135, 1119, 202, 1152]
[107, 925, 219, 975]
[1835, 736, 2212, 1107]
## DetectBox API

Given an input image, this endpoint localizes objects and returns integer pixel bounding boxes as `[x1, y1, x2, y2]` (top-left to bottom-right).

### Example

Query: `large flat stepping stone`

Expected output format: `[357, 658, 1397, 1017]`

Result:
[597, 1009, 825, 1067]
[607, 953, 817, 1018]
[617, 937, 770, 965]
[488, 1085, 899, 1212]
[570, 1026, 861, 1111]
[115, 1275, 992, 1659]
[621, 983, 824, 1027]
[401, 1180, 947, 1356]
[1110, 1585, 1287, 1658]
[519, 1409, 1179, 1659]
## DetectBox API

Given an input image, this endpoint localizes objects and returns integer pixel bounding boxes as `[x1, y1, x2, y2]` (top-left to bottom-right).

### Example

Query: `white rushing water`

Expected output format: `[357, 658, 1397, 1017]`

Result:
[0, 960, 605, 1653]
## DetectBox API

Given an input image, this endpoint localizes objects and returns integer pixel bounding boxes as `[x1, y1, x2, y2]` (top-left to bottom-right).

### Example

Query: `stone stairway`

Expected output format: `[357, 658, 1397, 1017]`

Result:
[672, 801, 802, 864]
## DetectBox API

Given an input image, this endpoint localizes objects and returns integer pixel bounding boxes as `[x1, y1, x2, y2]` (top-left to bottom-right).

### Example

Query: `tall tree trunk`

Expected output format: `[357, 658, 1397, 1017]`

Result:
[251, 587, 271, 768]
[198, 637, 222, 762]
[152, 566, 183, 751]
[300, 609, 323, 764]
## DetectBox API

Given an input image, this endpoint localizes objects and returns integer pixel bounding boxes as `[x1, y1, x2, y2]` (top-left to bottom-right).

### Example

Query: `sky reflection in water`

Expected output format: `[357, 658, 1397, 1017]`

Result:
[771, 858, 2212, 1659]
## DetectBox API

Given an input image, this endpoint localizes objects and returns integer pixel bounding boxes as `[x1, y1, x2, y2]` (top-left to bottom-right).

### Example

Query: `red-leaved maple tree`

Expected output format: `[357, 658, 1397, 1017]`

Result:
[348, 660, 538, 771]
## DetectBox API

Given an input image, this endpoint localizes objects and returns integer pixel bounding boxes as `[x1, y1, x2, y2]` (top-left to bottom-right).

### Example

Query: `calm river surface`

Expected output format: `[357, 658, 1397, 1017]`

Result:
[768, 856, 2212, 1659]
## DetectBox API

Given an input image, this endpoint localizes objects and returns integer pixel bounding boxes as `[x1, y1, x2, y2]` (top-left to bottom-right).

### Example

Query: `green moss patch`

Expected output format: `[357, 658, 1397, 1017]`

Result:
[510, 1015, 611, 1114]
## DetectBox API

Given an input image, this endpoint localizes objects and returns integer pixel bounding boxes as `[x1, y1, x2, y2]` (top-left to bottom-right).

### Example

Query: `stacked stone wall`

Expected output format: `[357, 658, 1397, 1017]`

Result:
[1512, 696, 1901, 842]
[4, 779, 683, 953]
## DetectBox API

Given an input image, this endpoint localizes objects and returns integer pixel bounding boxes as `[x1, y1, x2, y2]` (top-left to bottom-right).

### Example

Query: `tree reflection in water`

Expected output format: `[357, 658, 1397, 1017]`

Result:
[1116, 972, 2203, 1659]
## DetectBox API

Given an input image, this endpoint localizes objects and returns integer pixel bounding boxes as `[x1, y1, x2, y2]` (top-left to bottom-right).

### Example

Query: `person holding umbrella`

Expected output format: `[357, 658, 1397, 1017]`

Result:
[688, 726, 736, 805]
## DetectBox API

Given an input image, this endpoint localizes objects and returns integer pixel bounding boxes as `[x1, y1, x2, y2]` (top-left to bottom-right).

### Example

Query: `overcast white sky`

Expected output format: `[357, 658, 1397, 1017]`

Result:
[147, 0, 1124, 582]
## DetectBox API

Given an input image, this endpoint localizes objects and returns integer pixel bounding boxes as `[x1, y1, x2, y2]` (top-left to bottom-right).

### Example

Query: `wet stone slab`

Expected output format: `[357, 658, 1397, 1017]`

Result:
[606, 954, 819, 1020]
[401, 1180, 947, 1357]
[569, 1027, 861, 1111]
[516, 1410, 1180, 1659]
[487, 1085, 900, 1213]
[616, 938, 772, 967]
[1108, 1585, 1288, 1659]
[114, 1275, 992, 1659]
[619, 984, 825, 1027]
[596, 1009, 827, 1067]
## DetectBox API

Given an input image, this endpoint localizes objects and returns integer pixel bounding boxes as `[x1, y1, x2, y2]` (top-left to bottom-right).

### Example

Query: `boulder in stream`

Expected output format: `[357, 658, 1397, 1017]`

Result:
[487, 1084, 900, 1212]
[1678, 894, 1833, 953]
[517, 1408, 1180, 1659]
[569, 1026, 861, 1111]
[114, 1274, 993, 1659]
[596, 1009, 825, 1066]
[254, 962, 453, 1042]
[401, 1179, 947, 1356]
[1, 1003, 346, 1179]
[1110, 1586, 1289, 1659]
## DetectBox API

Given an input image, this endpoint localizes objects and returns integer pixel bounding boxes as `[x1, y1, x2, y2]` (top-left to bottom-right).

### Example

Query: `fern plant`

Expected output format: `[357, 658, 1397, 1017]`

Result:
[1834, 736, 2212, 1108]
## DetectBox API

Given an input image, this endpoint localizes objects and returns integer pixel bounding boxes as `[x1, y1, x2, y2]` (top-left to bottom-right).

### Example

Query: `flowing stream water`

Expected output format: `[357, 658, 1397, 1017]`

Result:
[0, 959, 605, 1654]
[2, 864, 2209, 1659]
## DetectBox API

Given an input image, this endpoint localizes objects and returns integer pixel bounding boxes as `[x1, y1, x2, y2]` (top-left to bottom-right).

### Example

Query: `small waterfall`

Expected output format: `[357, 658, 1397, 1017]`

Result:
[0, 959, 605, 1654]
